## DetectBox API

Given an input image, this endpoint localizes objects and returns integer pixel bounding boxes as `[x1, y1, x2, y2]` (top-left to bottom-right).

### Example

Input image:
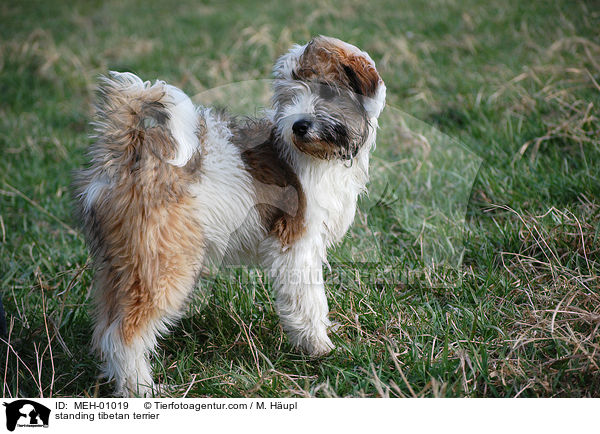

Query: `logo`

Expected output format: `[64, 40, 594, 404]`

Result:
[3, 400, 50, 432]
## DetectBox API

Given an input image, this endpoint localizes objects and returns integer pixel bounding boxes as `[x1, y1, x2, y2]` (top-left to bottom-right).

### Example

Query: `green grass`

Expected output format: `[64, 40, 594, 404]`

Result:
[1, 0, 599, 397]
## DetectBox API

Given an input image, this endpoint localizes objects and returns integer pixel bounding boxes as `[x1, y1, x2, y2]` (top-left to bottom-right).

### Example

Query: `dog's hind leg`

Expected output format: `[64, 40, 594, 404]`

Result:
[93, 239, 202, 397]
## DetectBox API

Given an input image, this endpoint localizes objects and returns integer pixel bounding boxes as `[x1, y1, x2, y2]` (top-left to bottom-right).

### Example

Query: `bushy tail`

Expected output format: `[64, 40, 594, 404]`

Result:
[73, 71, 202, 248]
[74, 71, 201, 217]
[92, 71, 200, 167]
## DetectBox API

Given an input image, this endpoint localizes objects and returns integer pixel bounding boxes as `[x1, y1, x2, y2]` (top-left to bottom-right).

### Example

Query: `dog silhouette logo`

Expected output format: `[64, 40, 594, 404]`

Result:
[3, 400, 50, 431]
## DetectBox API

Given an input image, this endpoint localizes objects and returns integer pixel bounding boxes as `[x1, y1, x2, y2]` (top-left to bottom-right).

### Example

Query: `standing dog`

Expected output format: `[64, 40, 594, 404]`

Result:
[74, 36, 386, 396]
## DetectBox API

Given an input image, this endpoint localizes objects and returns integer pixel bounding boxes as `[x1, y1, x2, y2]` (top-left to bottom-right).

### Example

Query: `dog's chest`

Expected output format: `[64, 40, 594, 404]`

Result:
[302, 163, 366, 246]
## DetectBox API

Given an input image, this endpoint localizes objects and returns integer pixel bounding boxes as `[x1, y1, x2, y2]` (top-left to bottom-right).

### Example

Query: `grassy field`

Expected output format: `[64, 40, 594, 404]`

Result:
[1, 0, 599, 397]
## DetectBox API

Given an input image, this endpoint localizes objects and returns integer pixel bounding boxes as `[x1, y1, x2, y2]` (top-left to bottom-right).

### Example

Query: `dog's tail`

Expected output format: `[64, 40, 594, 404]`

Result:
[92, 71, 200, 168]
[73, 70, 203, 255]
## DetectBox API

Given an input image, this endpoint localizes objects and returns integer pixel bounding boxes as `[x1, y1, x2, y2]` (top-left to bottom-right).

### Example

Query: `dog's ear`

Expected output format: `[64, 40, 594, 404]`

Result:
[340, 57, 381, 98]
[298, 36, 382, 98]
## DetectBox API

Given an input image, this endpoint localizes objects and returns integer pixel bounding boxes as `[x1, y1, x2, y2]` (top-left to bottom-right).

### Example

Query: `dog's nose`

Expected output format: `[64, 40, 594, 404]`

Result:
[292, 120, 311, 137]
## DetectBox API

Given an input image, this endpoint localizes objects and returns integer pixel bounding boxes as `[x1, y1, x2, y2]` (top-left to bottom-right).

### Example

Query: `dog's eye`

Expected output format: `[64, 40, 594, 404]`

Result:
[319, 84, 337, 100]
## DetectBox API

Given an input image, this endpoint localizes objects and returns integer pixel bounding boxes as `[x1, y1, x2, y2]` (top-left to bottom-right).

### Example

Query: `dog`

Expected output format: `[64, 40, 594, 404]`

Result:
[74, 36, 386, 396]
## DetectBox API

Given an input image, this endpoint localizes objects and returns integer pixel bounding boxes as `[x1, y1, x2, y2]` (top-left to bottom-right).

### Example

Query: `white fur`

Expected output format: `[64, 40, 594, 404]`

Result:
[190, 109, 265, 265]
[164, 84, 201, 166]
[260, 233, 333, 355]
[273, 43, 307, 80]
[256, 141, 375, 353]
[95, 273, 195, 396]
[80, 176, 109, 213]
[95, 321, 155, 397]
[107, 70, 145, 90]
[364, 83, 387, 119]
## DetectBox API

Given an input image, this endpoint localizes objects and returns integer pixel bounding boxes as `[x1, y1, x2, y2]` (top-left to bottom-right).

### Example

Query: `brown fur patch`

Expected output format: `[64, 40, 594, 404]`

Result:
[92, 128, 203, 344]
[292, 136, 339, 160]
[296, 36, 381, 98]
[230, 119, 307, 245]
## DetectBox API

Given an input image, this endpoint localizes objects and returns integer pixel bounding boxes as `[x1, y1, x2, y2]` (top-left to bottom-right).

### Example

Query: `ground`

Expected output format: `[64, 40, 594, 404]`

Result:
[0, 0, 598, 397]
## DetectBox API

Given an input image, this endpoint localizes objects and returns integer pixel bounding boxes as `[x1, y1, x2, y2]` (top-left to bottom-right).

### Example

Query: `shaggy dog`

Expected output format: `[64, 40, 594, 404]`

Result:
[74, 36, 386, 396]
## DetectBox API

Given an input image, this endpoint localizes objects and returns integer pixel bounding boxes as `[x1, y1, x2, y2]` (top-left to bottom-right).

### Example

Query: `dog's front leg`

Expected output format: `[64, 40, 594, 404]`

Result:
[262, 236, 334, 356]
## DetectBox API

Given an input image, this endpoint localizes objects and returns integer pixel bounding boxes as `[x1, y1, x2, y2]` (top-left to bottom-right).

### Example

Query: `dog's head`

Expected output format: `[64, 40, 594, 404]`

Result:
[271, 36, 386, 161]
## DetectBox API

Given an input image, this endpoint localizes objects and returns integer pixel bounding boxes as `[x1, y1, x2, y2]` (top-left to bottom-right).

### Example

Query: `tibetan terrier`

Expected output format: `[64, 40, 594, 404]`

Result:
[74, 36, 386, 396]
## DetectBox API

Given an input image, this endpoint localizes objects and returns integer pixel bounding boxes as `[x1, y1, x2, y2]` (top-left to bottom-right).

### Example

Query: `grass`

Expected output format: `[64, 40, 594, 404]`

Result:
[1, 0, 599, 397]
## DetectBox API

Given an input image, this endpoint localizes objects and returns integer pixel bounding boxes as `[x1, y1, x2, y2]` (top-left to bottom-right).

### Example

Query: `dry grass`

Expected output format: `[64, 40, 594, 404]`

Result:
[485, 36, 600, 162]
[490, 201, 600, 396]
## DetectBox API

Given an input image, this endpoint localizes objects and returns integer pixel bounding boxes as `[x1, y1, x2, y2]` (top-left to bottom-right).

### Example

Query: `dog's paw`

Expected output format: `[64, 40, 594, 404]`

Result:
[302, 334, 335, 358]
